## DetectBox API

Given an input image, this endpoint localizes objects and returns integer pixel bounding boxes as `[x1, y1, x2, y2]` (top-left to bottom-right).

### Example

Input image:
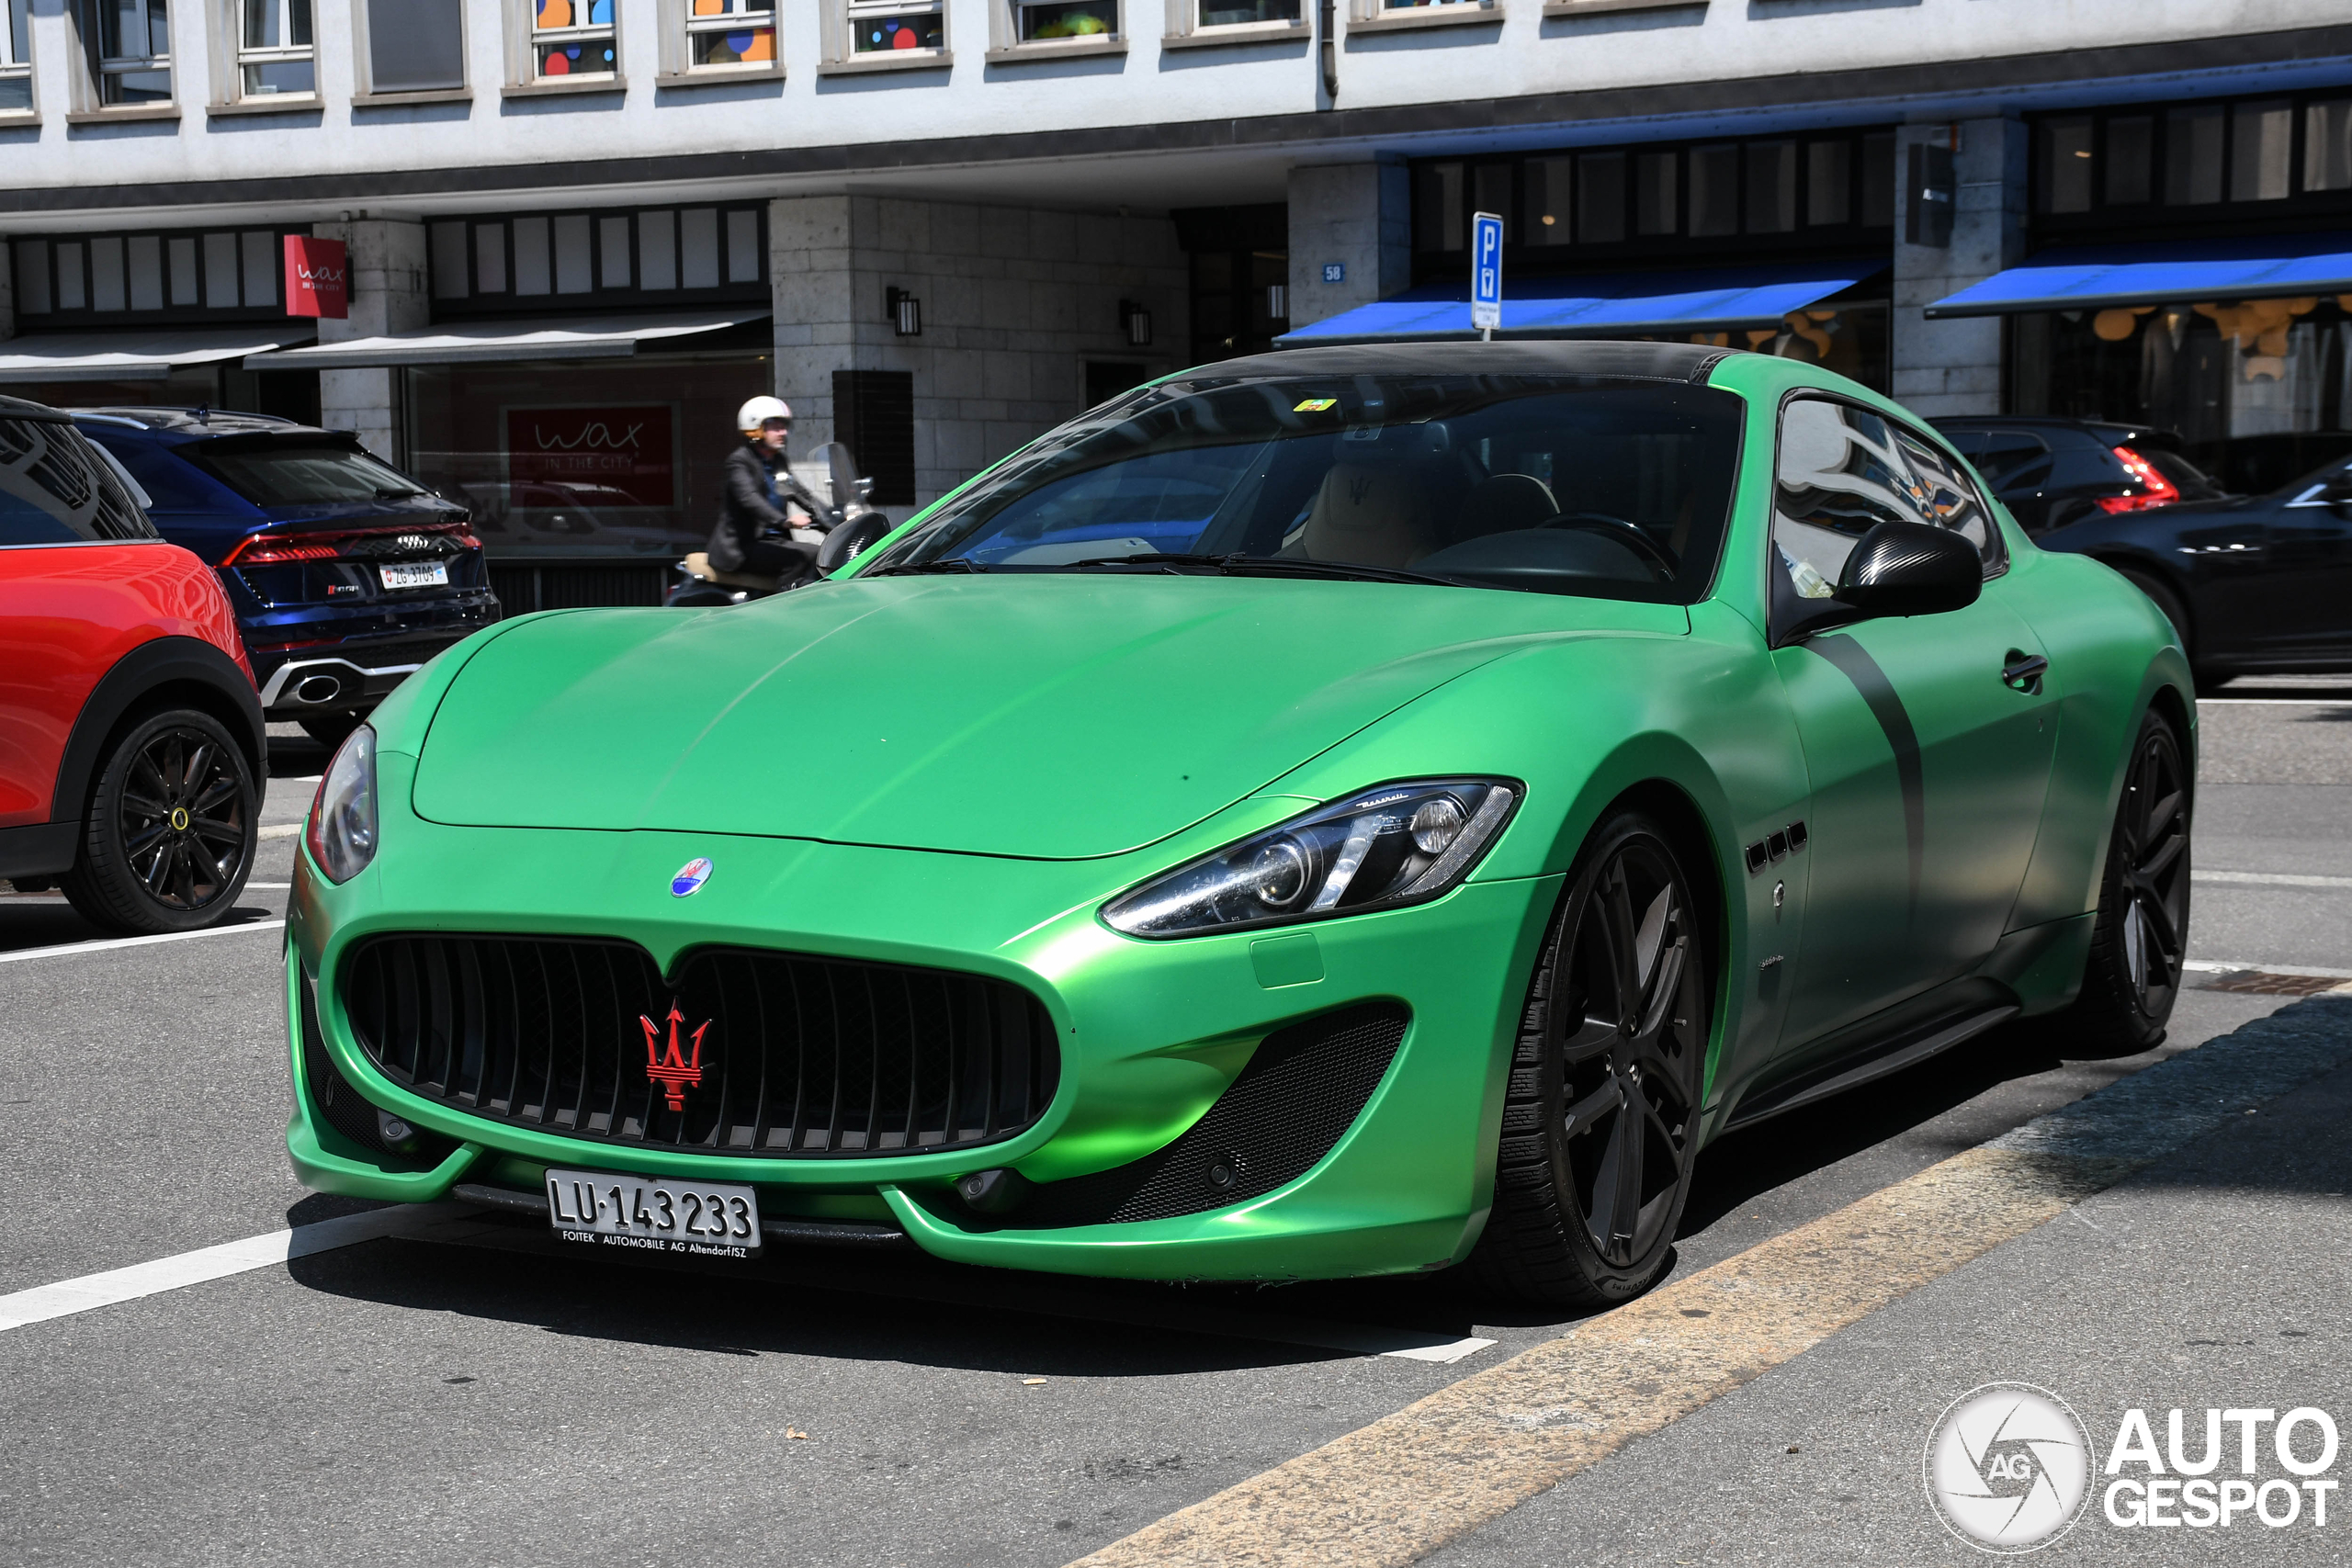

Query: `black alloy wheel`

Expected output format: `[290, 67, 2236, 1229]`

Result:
[1470, 811, 1711, 1307]
[2067, 710, 2191, 1052]
[62, 708, 258, 936]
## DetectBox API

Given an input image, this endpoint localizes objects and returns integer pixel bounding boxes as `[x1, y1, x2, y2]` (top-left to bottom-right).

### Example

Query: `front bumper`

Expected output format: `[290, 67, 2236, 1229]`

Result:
[285, 762, 1558, 1282]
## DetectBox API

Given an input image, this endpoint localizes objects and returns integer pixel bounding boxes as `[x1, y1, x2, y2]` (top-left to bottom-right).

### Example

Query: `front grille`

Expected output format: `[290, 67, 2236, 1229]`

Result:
[299, 971, 458, 1167]
[342, 935, 1059, 1158]
[1007, 1001, 1408, 1229]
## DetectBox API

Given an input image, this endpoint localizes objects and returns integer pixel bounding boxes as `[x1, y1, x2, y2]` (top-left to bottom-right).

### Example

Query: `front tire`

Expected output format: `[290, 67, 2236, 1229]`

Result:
[1468, 811, 1711, 1307]
[61, 708, 258, 935]
[2064, 709, 2191, 1053]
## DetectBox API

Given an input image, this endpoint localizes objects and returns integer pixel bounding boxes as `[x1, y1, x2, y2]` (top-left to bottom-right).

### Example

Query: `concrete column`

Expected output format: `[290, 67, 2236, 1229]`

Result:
[0, 242, 15, 342]
[1286, 162, 1411, 333]
[1891, 118, 2028, 418]
[767, 195, 860, 501]
[312, 219, 429, 459]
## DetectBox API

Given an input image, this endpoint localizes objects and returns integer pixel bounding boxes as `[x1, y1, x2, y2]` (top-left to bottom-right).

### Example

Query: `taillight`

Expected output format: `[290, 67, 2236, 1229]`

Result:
[2094, 446, 2183, 514]
[220, 522, 481, 567]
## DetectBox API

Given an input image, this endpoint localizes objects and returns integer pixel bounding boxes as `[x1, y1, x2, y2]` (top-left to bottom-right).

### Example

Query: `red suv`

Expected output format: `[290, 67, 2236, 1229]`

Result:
[0, 393, 265, 934]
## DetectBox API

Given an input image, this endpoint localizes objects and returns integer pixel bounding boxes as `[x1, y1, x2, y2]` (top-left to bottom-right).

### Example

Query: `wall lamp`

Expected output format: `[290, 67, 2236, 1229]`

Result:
[887, 287, 922, 336]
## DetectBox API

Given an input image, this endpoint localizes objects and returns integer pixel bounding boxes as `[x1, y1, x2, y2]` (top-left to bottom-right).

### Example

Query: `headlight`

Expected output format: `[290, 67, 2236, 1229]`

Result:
[305, 726, 378, 884]
[1102, 778, 1520, 939]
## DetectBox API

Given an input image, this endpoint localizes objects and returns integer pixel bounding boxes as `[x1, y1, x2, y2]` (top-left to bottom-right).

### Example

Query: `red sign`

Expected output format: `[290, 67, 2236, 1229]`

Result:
[639, 1002, 709, 1112]
[504, 405, 676, 508]
[282, 236, 348, 319]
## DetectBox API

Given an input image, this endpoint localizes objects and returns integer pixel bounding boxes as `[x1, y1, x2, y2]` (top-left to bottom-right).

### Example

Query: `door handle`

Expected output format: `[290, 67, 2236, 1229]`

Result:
[2003, 650, 2048, 694]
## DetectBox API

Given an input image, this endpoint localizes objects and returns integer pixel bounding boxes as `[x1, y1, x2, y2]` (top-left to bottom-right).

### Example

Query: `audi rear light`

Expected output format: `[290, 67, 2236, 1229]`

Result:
[2094, 446, 2183, 515]
[220, 522, 482, 567]
[221, 535, 340, 566]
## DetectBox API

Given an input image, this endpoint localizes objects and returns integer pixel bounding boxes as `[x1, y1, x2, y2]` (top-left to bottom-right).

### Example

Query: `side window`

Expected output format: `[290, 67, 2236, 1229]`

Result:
[0, 418, 159, 546]
[1772, 397, 2001, 610]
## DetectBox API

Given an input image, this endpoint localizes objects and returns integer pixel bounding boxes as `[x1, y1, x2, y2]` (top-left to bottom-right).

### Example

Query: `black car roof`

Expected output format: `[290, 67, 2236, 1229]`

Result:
[67, 406, 341, 438]
[0, 393, 74, 424]
[1196, 340, 1736, 385]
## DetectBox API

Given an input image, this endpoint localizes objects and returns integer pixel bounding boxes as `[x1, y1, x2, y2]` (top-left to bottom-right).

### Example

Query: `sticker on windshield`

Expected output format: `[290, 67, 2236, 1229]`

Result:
[1293, 398, 1339, 412]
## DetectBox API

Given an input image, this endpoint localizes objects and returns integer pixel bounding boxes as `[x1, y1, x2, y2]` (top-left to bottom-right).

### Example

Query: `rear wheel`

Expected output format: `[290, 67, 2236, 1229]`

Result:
[1468, 811, 1711, 1307]
[2065, 709, 2191, 1053]
[61, 708, 258, 935]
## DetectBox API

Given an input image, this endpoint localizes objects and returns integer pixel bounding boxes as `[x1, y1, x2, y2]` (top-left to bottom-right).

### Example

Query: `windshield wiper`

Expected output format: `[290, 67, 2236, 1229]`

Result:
[864, 557, 985, 575]
[1216, 555, 1463, 589]
[1062, 552, 1241, 572]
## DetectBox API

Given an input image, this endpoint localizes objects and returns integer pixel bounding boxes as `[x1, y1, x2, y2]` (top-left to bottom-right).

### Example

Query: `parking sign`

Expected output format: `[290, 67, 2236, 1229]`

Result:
[1471, 211, 1503, 333]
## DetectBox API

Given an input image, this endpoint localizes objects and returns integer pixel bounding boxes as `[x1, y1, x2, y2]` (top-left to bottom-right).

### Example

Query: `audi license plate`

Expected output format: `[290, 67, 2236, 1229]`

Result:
[545, 1168, 762, 1258]
[379, 560, 448, 591]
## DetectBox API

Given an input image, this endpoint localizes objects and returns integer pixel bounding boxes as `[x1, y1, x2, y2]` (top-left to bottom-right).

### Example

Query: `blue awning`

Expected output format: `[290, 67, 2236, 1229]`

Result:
[1275, 261, 1883, 345]
[1924, 231, 2352, 319]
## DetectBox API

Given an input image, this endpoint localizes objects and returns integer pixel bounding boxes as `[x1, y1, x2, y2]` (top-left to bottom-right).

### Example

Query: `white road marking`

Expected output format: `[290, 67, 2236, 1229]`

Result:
[2195, 869, 2352, 889]
[2194, 696, 2352, 705]
[0, 1205, 457, 1333]
[245, 882, 293, 889]
[0, 919, 284, 965]
[2186, 958, 2352, 980]
[258, 823, 303, 840]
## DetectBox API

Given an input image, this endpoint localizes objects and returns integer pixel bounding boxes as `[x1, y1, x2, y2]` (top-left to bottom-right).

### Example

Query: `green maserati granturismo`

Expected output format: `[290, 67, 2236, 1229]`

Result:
[286, 342, 2191, 1305]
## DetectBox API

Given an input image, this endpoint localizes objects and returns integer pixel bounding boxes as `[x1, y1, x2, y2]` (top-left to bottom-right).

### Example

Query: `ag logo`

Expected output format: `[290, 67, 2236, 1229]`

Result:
[1925, 1382, 2093, 1553]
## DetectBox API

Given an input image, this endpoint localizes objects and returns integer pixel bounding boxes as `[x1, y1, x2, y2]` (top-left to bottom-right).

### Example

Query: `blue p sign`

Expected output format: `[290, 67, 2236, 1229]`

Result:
[1471, 212, 1503, 333]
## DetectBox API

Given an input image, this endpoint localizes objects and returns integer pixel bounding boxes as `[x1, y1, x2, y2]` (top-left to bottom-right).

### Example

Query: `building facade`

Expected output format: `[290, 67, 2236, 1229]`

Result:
[3, 0, 2348, 604]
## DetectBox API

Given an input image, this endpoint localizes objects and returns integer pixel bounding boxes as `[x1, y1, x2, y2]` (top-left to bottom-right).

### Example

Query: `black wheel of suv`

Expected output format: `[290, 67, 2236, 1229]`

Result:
[298, 708, 367, 750]
[1468, 811, 1711, 1307]
[2064, 708, 2191, 1054]
[61, 708, 258, 935]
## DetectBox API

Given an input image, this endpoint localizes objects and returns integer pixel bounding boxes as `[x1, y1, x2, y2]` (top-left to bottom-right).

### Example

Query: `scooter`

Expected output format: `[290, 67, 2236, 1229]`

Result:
[666, 441, 897, 607]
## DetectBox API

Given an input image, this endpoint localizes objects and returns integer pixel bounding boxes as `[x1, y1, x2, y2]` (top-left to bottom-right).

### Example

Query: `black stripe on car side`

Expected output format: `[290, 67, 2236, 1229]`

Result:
[1805, 632, 1924, 921]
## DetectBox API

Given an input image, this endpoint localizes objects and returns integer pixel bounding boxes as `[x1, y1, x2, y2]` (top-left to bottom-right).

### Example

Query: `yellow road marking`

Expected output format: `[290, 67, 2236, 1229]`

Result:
[1068, 1145, 2114, 1568]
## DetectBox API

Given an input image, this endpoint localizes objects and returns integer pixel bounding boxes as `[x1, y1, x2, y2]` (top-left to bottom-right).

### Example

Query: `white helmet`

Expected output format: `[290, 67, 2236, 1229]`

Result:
[737, 395, 791, 434]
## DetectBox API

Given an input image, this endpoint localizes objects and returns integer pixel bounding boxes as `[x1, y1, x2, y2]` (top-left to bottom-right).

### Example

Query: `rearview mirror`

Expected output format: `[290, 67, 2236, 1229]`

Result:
[1833, 521, 1982, 617]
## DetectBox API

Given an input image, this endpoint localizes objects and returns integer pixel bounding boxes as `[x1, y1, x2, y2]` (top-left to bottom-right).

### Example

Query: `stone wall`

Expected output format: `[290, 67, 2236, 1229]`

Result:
[1891, 118, 2028, 420]
[312, 218, 430, 459]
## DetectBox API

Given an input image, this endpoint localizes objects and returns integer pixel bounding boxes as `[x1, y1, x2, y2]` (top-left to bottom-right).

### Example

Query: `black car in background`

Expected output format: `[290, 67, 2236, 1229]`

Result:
[72, 409, 498, 745]
[1937, 414, 2352, 684]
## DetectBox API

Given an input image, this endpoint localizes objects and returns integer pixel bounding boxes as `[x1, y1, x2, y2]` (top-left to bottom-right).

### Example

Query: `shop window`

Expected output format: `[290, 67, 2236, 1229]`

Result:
[1416, 163, 1464, 253]
[357, 0, 467, 94]
[1805, 141, 1849, 227]
[1472, 164, 1511, 242]
[2104, 116, 2153, 206]
[10, 227, 289, 325]
[1634, 151, 1676, 236]
[2164, 106, 2225, 206]
[233, 0, 313, 96]
[2309, 101, 2352, 193]
[681, 0, 774, 69]
[2231, 100, 2292, 202]
[833, 370, 915, 506]
[1860, 132, 1894, 227]
[84, 0, 174, 105]
[2, 0, 33, 113]
[847, 0, 943, 51]
[1747, 141, 1795, 234]
[531, 0, 616, 78]
[426, 206, 767, 310]
[1187, 244, 1284, 361]
[2041, 118, 2093, 214]
[1015, 0, 1114, 40]
[1575, 152, 1624, 244]
[1689, 145, 1737, 237]
[1525, 157, 1571, 246]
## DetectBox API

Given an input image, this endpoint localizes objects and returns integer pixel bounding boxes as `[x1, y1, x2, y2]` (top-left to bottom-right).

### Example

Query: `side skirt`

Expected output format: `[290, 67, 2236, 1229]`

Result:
[1723, 987, 2018, 1132]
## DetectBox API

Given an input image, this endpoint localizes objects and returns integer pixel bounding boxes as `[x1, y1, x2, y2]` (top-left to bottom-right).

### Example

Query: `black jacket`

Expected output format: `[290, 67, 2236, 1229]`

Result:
[709, 443, 793, 572]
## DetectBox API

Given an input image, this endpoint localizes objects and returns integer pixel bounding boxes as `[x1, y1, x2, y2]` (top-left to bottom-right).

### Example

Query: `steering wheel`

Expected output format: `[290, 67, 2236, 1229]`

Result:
[1535, 512, 1679, 579]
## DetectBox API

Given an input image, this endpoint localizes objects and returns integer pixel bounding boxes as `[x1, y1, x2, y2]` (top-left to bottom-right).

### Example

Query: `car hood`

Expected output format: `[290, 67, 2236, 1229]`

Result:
[412, 574, 1679, 858]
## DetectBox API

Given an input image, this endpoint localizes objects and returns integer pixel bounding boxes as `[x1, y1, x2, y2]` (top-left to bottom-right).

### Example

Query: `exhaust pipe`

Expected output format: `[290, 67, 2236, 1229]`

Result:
[294, 674, 344, 705]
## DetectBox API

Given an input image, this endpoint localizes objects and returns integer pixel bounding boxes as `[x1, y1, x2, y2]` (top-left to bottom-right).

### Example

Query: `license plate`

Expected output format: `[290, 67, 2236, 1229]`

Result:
[379, 560, 448, 591]
[544, 1168, 762, 1258]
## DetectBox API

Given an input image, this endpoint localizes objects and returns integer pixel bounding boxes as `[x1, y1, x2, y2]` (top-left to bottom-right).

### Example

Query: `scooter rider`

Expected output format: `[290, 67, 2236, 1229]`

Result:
[709, 396, 826, 581]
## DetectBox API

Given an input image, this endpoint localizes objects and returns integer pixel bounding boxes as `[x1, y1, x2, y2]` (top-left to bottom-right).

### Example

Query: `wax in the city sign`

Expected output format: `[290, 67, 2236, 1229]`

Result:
[282, 236, 348, 319]
[1471, 211, 1504, 335]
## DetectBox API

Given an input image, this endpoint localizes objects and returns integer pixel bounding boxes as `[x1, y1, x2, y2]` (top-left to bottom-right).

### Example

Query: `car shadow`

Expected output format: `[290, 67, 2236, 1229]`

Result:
[0, 897, 279, 955]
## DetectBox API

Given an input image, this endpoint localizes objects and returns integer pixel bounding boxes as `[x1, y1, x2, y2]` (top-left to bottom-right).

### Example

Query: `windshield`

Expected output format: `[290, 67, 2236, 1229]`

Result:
[864, 373, 1743, 604]
[187, 442, 428, 507]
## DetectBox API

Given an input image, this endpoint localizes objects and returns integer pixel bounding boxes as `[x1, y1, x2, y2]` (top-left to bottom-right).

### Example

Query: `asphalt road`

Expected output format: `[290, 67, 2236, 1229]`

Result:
[2, 698, 2348, 1567]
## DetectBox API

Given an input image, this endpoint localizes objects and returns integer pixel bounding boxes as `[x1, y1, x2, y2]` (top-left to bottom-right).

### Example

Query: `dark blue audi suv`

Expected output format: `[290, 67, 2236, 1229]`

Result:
[71, 409, 498, 745]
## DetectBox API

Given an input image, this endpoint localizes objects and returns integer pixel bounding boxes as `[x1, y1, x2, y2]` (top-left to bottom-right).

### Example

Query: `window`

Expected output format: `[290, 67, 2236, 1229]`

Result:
[531, 0, 615, 78]
[1689, 144, 1737, 236]
[847, 0, 942, 51]
[1747, 141, 1795, 234]
[683, 0, 772, 67]
[1526, 157, 1571, 246]
[2165, 106, 2224, 206]
[1015, 0, 1113, 39]
[235, 0, 312, 95]
[0, 418, 156, 547]
[1806, 141, 1851, 227]
[10, 228, 288, 324]
[1415, 162, 1464, 253]
[2033, 93, 2352, 228]
[1634, 151, 1676, 236]
[424, 206, 768, 312]
[87, 0, 173, 104]
[2, 0, 32, 112]
[2105, 116, 2153, 205]
[2231, 100, 2292, 202]
[2307, 100, 2352, 193]
[187, 443, 426, 506]
[359, 0, 466, 93]
[2041, 117, 2092, 214]
[1771, 399, 1997, 632]
[1576, 152, 1623, 243]
[1195, 0, 1293, 22]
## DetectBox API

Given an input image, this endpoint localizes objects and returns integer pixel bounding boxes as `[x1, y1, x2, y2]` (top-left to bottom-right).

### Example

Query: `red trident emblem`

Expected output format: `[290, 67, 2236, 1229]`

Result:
[639, 1001, 709, 1111]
